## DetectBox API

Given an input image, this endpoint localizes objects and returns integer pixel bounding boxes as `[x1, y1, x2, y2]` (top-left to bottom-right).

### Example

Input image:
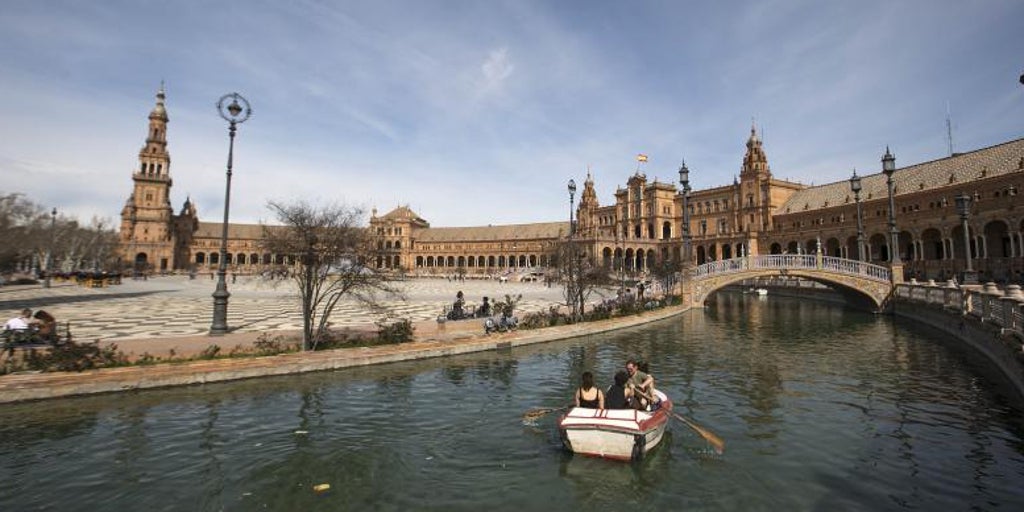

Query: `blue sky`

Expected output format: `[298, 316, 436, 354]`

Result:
[1, 0, 1022, 227]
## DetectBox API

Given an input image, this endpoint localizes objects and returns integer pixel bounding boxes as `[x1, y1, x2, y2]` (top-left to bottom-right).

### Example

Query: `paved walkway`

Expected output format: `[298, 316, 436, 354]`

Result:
[0, 276, 579, 357]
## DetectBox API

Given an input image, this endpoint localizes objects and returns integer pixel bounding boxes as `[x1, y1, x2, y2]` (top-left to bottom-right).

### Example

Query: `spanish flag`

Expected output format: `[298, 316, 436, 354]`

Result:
[637, 154, 648, 163]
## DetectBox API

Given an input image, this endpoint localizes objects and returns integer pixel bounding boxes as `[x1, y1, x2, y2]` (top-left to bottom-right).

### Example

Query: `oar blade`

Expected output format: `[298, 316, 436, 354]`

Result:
[672, 412, 725, 454]
[522, 405, 567, 423]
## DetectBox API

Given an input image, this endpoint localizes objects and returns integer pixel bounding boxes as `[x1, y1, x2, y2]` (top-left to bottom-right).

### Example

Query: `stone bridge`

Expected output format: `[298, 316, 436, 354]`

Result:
[685, 254, 897, 311]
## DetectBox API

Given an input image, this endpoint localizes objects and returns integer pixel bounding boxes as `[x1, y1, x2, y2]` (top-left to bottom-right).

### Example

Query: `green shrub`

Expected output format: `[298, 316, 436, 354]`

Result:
[518, 312, 549, 330]
[22, 341, 128, 372]
[253, 333, 298, 355]
[377, 318, 414, 344]
[199, 344, 221, 359]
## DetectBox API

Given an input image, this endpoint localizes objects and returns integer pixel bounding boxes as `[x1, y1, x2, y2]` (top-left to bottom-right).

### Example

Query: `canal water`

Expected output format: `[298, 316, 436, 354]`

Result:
[2, 293, 1023, 511]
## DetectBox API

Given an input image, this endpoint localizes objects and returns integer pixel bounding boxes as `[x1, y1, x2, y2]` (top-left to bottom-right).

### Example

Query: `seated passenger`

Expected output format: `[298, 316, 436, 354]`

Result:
[573, 371, 604, 409]
[3, 309, 37, 331]
[625, 359, 655, 409]
[637, 361, 660, 409]
[604, 370, 634, 409]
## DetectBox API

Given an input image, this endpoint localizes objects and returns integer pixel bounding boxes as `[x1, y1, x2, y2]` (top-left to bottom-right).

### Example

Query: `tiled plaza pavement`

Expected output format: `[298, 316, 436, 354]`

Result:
[0, 276, 572, 342]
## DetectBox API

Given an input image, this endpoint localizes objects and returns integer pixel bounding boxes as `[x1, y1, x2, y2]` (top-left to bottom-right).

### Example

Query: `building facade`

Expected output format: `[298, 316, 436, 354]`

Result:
[120, 89, 1024, 284]
[119, 89, 297, 273]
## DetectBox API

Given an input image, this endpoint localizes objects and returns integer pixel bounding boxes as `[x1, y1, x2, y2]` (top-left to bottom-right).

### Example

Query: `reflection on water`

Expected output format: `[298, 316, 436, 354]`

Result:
[1, 293, 1023, 511]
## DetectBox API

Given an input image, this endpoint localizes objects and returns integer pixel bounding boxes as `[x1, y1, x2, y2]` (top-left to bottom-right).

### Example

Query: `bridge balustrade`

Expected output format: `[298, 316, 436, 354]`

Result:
[1010, 301, 1024, 332]
[694, 255, 891, 283]
[896, 282, 1024, 339]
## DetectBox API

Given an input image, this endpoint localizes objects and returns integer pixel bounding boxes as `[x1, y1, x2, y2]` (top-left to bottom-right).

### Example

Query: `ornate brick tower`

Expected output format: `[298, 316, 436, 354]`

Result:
[120, 85, 189, 273]
[738, 124, 773, 241]
[576, 171, 599, 238]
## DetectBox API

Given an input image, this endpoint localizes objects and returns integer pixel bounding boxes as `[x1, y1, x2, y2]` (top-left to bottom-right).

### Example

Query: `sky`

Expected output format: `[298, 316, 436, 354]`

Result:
[1, 0, 1022, 228]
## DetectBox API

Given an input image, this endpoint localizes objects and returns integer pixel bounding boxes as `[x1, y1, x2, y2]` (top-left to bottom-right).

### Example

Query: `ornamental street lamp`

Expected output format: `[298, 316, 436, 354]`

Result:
[849, 170, 865, 261]
[567, 178, 577, 317]
[129, 204, 138, 277]
[614, 227, 624, 295]
[678, 159, 693, 270]
[882, 147, 900, 265]
[44, 207, 57, 288]
[568, 178, 577, 236]
[955, 192, 978, 284]
[210, 92, 252, 336]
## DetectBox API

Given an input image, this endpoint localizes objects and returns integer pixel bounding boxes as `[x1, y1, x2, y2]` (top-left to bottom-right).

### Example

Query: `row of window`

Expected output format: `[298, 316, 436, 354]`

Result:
[193, 252, 294, 266]
[413, 255, 546, 268]
[139, 162, 163, 175]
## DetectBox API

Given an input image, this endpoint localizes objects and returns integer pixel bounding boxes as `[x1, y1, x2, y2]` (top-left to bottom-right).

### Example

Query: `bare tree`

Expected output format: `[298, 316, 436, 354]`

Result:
[650, 257, 681, 298]
[0, 193, 44, 271]
[261, 200, 401, 350]
[553, 238, 610, 320]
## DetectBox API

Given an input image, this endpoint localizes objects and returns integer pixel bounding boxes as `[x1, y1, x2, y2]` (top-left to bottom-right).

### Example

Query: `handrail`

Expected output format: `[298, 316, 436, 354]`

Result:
[694, 255, 891, 283]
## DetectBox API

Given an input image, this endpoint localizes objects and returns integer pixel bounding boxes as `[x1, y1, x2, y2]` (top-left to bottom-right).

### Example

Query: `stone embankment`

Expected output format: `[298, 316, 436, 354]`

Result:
[894, 280, 1024, 397]
[0, 306, 686, 403]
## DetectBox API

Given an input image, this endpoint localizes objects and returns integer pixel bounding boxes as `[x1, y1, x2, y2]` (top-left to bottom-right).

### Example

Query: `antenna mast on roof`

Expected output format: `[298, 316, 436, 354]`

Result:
[946, 102, 955, 156]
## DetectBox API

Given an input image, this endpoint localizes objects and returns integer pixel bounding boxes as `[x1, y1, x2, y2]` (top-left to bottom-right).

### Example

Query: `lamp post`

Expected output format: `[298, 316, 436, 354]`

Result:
[882, 147, 900, 265]
[44, 207, 57, 288]
[129, 204, 138, 278]
[614, 227, 624, 295]
[567, 178, 577, 317]
[210, 92, 252, 336]
[955, 192, 978, 284]
[849, 170, 865, 261]
[678, 159, 693, 271]
[568, 179, 577, 236]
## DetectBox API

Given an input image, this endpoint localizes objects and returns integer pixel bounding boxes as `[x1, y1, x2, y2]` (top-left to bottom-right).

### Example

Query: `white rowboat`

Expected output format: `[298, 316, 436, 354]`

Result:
[557, 390, 672, 461]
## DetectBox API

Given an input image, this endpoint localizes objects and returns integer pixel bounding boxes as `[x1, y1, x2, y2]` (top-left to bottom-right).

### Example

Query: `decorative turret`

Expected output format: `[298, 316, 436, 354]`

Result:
[179, 196, 197, 217]
[738, 123, 773, 237]
[741, 123, 770, 179]
[577, 170, 600, 237]
[137, 84, 172, 182]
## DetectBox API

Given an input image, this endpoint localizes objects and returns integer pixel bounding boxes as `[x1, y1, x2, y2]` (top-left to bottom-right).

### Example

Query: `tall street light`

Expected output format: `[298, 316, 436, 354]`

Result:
[210, 92, 252, 336]
[614, 226, 624, 295]
[567, 178, 577, 318]
[129, 204, 138, 277]
[849, 170, 865, 261]
[678, 159, 693, 272]
[44, 207, 56, 288]
[955, 192, 978, 284]
[882, 147, 901, 265]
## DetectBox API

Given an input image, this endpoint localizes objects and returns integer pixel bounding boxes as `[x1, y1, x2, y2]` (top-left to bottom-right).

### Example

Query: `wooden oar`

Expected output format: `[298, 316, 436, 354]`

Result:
[522, 405, 568, 422]
[633, 387, 725, 454]
[670, 411, 725, 454]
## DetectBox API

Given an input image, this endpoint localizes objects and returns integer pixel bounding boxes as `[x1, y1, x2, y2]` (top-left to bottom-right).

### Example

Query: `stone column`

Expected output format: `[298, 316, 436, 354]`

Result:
[1002, 285, 1024, 333]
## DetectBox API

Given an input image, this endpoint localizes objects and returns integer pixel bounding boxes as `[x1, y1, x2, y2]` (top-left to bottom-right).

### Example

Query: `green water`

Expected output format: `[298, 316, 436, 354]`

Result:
[1, 293, 1023, 511]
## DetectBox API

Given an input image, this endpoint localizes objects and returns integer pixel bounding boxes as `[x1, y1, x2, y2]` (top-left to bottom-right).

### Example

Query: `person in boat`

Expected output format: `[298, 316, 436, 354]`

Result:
[604, 370, 634, 409]
[626, 359, 655, 409]
[637, 361, 661, 410]
[573, 371, 605, 409]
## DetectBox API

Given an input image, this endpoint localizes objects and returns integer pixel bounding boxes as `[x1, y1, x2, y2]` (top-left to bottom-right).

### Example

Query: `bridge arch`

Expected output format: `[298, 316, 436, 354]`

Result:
[690, 256, 894, 311]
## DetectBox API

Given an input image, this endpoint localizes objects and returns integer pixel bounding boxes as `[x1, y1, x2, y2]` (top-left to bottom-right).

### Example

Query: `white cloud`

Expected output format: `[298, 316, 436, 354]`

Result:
[480, 47, 515, 92]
